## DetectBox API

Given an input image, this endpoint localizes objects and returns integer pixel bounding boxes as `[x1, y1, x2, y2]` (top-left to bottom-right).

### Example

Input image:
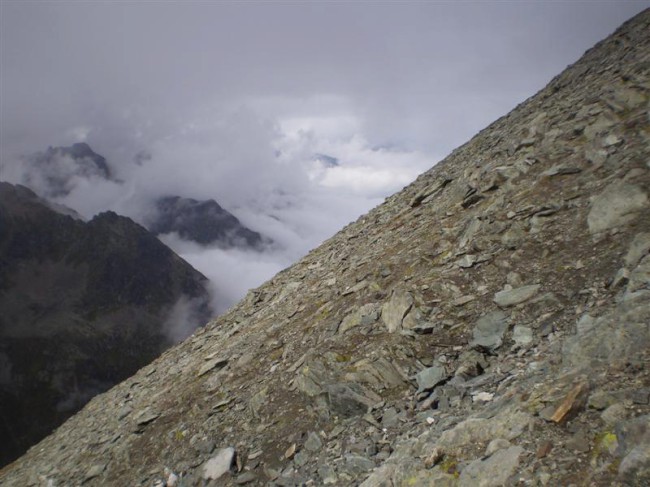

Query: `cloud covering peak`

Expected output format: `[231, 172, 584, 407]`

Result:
[2, 1, 646, 313]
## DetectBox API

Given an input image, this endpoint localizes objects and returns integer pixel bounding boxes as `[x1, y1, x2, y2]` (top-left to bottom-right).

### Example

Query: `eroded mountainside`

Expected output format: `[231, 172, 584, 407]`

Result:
[2, 9, 649, 487]
[0, 183, 211, 467]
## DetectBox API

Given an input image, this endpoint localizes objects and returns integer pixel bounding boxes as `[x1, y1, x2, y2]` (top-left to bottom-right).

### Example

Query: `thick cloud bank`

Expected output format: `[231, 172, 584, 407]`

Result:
[2, 2, 646, 317]
[2, 105, 431, 315]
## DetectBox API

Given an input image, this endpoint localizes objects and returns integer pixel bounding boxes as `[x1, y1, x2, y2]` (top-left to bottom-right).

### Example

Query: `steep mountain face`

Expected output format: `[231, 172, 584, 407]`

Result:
[0, 182, 212, 467]
[147, 196, 266, 248]
[2, 10, 650, 487]
[22, 142, 113, 197]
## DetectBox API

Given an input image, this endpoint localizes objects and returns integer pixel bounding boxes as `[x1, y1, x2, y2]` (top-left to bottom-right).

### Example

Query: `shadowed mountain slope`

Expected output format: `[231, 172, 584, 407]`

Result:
[2, 9, 649, 486]
[0, 183, 212, 467]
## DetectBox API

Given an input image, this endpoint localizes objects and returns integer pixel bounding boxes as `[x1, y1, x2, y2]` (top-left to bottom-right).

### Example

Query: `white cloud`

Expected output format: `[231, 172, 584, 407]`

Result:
[2, 2, 645, 322]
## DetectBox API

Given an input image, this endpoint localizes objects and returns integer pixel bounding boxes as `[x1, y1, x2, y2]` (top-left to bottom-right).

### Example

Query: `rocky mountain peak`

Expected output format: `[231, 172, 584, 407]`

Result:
[2, 9, 649, 487]
[147, 195, 266, 249]
[23, 142, 113, 197]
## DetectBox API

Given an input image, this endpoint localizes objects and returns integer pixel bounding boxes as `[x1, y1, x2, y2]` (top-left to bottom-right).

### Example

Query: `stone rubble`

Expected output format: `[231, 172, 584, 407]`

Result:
[1, 8, 650, 487]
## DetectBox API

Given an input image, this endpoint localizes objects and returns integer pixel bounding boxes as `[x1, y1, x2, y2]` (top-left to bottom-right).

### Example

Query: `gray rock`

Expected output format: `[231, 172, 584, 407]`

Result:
[459, 217, 482, 249]
[625, 232, 650, 268]
[459, 446, 524, 486]
[381, 290, 413, 332]
[512, 325, 533, 346]
[453, 294, 476, 306]
[436, 409, 532, 449]
[304, 431, 322, 452]
[619, 444, 650, 483]
[194, 438, 216, 455]
[632, 389, 650, 405]
[339, 303, 381, 334]
[563, 298, 650, 370]
[318, 465, 338, 484]
[587, 181, 648, 234]
[625, 255, 650, 297]
[416, 366, 448, 392]
[249, 386, 268, 419]
[401, 307, 426, 332]
[616, 414, 650, 456]
[455, 350, 488, 379]
[583, 115, 617, 139]
[134, 408, 160, 428]
[470, 311, 508, 351]
[585, 146, 608, 166]
[612, 86, 647, 109]
[410, 320, 437, 334]
[327, 383, 377, 417]
[345, 454, 375, 473]
[485, 438, 511, 456]
[234, 471, 257, 484]
[293, 450, 308, 467]
[197, 356, 228, 377]
[494, 285, 540, 307]
[601, 403, 628, 426]
[566, 431, 590, 453]
[381, 407, 400, 427]
[501, 222, 527, 249]
[294, 359, 328, 397]
[616, 415, 650, 482]
[456, 254, 478, 268]
[588, 391, 617, 410]
[612, 267, 631, 288]
[409, 175, 453, 207]
[342, 280, 369, 295]
[117, 405, 132, 420]
[202, 447, 235, 480]
[84, 463, 106, 482]
[542, 165, 581, 177]
[344, 357, 407, 389]
[603, 134, 623, 147]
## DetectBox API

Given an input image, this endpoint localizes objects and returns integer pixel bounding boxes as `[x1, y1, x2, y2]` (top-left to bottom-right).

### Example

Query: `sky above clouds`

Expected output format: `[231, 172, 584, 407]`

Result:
[1, 1, 648, 315]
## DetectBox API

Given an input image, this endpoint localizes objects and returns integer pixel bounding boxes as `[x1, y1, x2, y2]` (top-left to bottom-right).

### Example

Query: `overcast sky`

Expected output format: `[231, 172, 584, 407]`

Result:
[1, 1, 648, 315]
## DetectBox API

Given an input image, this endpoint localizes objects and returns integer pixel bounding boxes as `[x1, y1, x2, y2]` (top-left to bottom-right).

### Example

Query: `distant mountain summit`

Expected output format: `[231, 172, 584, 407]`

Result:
[18, 143, 270, 249]
[0, 182, 212, 466]
[313, 153, 340, 168]
[147, 195, 267, 248]
[23, 142, 114, 197]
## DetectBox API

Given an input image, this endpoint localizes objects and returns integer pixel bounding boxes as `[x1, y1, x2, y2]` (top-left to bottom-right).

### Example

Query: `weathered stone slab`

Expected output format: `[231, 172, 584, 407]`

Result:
[494, 285, 540, 307]
[587, 182, 648, 234]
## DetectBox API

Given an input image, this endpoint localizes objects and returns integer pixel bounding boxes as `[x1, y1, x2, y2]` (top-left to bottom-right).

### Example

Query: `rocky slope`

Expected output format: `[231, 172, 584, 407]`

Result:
[0, 183, 212, 467]
[2, 9, 649, 487]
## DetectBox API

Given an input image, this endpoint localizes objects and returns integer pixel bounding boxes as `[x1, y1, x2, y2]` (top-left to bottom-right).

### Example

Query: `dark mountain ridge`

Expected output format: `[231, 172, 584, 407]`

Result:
[148, 195, 266, 248]
[0, 182, 212, 466]
[18, 142, 269, 249]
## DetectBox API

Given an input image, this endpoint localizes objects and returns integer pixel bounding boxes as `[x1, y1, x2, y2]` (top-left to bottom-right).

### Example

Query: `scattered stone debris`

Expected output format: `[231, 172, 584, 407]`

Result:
[202, 447, 236, 481]
[2, 9, 650, 487]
